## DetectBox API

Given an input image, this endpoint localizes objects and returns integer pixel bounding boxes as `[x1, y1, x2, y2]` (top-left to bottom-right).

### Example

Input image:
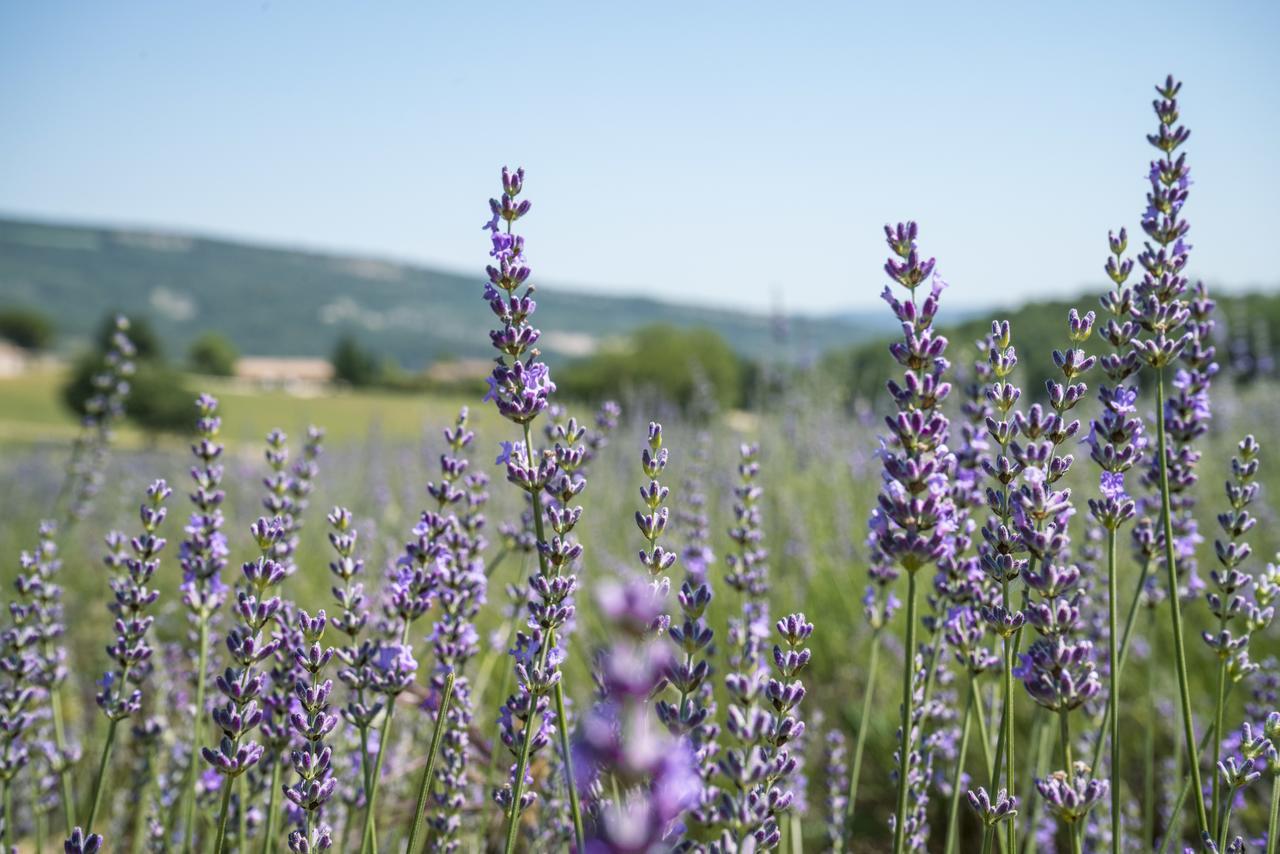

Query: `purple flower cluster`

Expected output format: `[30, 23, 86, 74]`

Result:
[203, 517, 288, 849]
[427, 408, 490, 850]
[96, 480, 169, 721]
[283, 609, 337, 852]
[575, 580, 698, 852]
[180, 394, 230, 625]
[484, 169, 587, 848]
[482, 166, 554, 425]
[636, 422, 677, 632]
[715, 443, 775, 842]
[873, 222, 956, 853]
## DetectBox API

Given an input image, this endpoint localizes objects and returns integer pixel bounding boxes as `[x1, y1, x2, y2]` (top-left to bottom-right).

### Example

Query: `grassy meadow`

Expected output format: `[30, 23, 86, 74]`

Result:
[4, 354, 1280, 850]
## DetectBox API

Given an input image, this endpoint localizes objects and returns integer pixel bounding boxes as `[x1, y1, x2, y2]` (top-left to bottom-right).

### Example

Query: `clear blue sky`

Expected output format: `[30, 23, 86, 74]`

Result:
[1, 1, 1277, 314]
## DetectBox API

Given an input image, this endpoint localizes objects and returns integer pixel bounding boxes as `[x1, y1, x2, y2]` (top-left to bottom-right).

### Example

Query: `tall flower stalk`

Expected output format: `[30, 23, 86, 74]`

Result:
[1086, 275, 1144, 852]
[1205, 436, 1262, 838]
[86, 480, 170, 839]
[179, 394, 230, 852]
[478, 166, 585, 853]
[1130, 74, 1209, 840]
[872, 222, 955, 854]
[573, 580, 699, 851]
[658, 424, 720, 837]
[1014, 313, 1102, 853]
[422, 407, 488, 851]
[974, 318, 1026, 854]
[203, 517, 287, 854]
[282, 610, 337, 852]
[715, 441, 773, 847]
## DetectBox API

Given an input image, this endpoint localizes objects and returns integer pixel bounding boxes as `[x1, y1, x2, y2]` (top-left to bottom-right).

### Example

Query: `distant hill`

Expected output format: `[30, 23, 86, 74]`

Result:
[0, 216, 889, 368]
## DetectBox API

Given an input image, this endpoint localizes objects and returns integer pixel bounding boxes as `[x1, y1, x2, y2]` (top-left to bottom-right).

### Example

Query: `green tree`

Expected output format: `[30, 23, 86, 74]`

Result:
[331, 334, 381, 386]
[557, 324, 745, 410]
[63, 312, 193, 434]
[0, 306, 55, 350]
[188, 331, 239, 376]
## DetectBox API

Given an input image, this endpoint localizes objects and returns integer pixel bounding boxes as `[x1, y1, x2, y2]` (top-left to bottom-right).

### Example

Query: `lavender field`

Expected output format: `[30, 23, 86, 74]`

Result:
[4, 76, 1280, 854]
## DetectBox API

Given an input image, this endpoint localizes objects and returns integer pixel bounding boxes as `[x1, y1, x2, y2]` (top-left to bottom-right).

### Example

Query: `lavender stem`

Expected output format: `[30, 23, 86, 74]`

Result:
[1106, 527, 1120, 854]
[180, 620, 210, 853]
[843, 627, 881, 837]
[359, 621, 412, 854]
[892, 571, 918, 854]
[552, 678, 586, 851]
[1266, 773, 1279, 854]
[944, 675, 977, 854]
[406, 670, 456, 854]
[1155, 366, 1208, 837]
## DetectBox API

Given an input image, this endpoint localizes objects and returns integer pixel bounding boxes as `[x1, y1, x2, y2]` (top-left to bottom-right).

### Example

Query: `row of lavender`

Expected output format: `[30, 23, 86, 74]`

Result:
[1, 74, 1278, 853]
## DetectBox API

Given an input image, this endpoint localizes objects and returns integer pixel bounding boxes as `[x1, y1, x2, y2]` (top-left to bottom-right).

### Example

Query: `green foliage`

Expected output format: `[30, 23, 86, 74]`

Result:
[331, 334, 382, 387]
[63, 312, 192, 434]
[188, 331, 239, 376]
[556, 324, 745, 410]
[62, 354, 194, 434]
[96, 312, 162, 360]
[0, 305, 54, 350]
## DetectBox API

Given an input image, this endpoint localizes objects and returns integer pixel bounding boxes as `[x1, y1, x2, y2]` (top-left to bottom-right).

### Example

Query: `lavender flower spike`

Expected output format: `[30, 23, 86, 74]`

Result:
[574, 579, 699, 852]
[483, 167, 588, 854]
[1131, 73, 1211, 839]
[178, 392, 230, 849]
[874, 222, 956, 854]
[283, 609, 337, 852]
[204, 517, 287, 854]
[85, 479, 170, 839]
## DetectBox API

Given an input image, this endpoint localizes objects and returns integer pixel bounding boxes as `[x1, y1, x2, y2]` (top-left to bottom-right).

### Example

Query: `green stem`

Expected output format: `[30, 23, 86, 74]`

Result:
[502, 421, 579, 854]
[980, 826, 993, 854]
[48, 681, 77, 830]
[2, 780, 10, 851]
[553, 679, 586, 853]
[212, 775, 235, 854]
[892, 572, 918, 854]
[1155, 366, 1209, 838]
[182, 619, 211, 854]
[944, 675, 977, 854]
[406, 671, 456, 854]
[1211, 654, 1228, 841]
[238, 775, 248, 850]
[1001, 590, 1016, 854]
[1087, 556, 1153, 775]
[844, 628, 881, 840]
[85, 715, 122, 836]
[1157, 713, 1224, 854]
[1266, 774, 1279, 854]
[360, 623, 413, 854]
[973, 682, 995, 782]
[1218, 792, 1236, 853]
[260, 758, 283, 854]
[1105, 527, 1121, 854]
[1019, 714, 1051, 854]
[1059, 711, 1079, 854]
[1142, 623, 1157, 849]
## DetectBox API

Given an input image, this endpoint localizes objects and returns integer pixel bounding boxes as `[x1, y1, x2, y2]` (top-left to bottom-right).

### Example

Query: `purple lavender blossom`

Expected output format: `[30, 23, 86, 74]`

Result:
[93, 479, 169, 730]
[283, 609, 337, 852]
[874, 222, 956, 853]
[574, 579, 700, 853]
[203, 517, 288, 850]
[485, 168, 587, 849]
[427, 408, 489, 851]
